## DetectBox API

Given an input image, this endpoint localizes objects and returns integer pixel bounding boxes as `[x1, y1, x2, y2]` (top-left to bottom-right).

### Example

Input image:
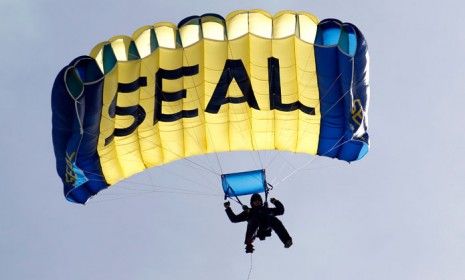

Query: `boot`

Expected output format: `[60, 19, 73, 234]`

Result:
[284, 238, 293, 248]
[245, 243, 254, 253]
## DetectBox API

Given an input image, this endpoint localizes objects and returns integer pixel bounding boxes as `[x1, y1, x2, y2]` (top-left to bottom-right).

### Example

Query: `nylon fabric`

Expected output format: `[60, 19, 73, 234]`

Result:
[51, 10, 370, 204]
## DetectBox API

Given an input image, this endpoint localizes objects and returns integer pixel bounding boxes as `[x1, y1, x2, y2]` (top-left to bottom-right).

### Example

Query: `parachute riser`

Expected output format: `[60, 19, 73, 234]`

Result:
[224, 179, 274, 207]
[224, 185, 245, 206]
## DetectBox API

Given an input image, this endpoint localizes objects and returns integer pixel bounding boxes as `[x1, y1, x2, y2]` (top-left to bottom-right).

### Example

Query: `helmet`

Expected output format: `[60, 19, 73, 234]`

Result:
[250, 193, 263, 207]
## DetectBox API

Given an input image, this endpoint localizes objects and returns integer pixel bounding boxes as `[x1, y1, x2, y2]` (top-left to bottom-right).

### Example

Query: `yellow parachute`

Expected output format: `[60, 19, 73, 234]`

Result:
[52, 10, 369, 203]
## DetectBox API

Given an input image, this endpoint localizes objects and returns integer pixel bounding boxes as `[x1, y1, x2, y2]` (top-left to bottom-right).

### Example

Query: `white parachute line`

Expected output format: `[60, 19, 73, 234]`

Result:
[159, 163, 218, 192]
[70, 170, 175, 190]
[120, 179, 216, 192]
[165, 159, 220, 191]
[78, 183, 219, 203]
[215, 152, 224, 174]
[88, 180, 221, 200]
[246, 253, 253, 280]
[274, 135, 350, 187]
[76, 165, 220, 196]
[91, 190, 221, 203]
[268, 153, 294, 185]
[295, 163, 343, 172]
[72, 101, 85, 165]
[73, 130, 222, 193]
[115, 181, 220, 196]
[117, 180, 215, 194]
[263, 150, 280, 170]
[78, 125, 221, 182]
[281, 152, 299, 170]
[260, 149, 270, 169]
[256, 150, 265, 169]
[267, 152, 300, 185]
[87, 189, 223, 204]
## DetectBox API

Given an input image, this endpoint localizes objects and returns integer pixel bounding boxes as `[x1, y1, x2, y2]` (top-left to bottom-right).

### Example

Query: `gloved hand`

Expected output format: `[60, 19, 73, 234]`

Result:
[242, 205, 249, 211]
[224, 201, 230, 208]
[270, 197, 277, 204]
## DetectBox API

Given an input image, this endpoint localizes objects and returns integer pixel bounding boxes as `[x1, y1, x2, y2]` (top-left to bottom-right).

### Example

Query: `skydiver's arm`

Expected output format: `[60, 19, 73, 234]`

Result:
[269, 198, 284, 216]
[225, 207, 248, 223]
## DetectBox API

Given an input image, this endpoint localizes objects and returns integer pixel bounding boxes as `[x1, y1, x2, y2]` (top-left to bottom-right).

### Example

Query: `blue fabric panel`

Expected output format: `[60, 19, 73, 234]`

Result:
[51, 56, 108, 204]
[337, 22, 360, 161]
[222, 169, 266, 198]
[315, 19, 370, 162]
[338, 23, 370, 161]
[315, 19, 345, 158]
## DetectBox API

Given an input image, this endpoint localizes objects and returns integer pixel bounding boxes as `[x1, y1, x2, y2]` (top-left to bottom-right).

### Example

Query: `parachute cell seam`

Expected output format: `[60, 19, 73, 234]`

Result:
[90, 20, 359, 187]
[270, 67, 362, 184]
[182, 38, 223, 175]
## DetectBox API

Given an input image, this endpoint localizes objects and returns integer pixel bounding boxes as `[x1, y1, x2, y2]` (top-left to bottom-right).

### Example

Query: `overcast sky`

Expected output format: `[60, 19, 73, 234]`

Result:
[1, 0, 465, 279]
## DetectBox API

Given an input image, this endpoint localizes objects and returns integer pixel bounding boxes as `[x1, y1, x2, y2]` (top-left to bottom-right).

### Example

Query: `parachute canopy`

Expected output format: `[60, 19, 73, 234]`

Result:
[52, 10, 370, 204]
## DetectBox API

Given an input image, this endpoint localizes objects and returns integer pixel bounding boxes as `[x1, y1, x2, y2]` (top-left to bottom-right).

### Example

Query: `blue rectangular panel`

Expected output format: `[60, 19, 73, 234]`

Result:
[221, 169, 266, 198]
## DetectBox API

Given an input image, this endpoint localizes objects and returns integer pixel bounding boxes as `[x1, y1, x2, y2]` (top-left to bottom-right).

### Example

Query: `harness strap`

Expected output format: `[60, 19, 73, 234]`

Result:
[225, 185, 245, 206]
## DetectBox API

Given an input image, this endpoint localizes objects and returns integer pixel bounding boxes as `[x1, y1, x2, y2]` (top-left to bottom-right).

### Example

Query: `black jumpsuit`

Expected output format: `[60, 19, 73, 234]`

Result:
[225, 199, 291, 245]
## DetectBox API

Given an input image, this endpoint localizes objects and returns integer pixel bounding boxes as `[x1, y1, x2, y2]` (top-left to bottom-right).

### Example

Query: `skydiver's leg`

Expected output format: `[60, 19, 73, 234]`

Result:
[244, 219, 260, 253]
[257, 225, 271, 240]
[245, 219, 259, 244]
[269, 217, 292, 245]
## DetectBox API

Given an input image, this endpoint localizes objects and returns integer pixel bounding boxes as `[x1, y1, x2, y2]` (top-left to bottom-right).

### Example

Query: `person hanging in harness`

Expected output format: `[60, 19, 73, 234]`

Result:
[224, 193, 293, 253]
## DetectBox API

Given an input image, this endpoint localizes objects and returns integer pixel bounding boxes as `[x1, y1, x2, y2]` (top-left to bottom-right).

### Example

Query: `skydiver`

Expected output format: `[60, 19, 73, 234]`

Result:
[224, 193, 293, 253]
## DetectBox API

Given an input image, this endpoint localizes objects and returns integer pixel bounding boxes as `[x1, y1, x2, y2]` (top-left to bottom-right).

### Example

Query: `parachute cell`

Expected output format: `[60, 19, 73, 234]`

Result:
[51, 10, 370, 204]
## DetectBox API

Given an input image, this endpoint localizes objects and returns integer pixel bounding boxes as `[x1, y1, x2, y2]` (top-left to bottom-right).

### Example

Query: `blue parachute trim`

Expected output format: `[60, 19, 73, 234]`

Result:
[222, 169, 266, 198]
[72, 163, 89, 187]
[357, 142, 369, 160]
[315, 19, 370, 162]
[52, 56, 109, 204]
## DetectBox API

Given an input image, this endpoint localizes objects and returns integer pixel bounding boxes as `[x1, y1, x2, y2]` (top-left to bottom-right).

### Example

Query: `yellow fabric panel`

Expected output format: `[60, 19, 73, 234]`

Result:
[226, 34, 253, 151]
[273, 12, 298, 38]
[89, 42, 106, 75]
[89, 10, 324, 186]
[297, 13, 318, 44]
[182, 42, 207, 157]
[272, 34, 299, 152]
[110, 37, 130, 61]
[203, 38, 230, 152]
[113, 59, 146, 177]
[202, 21, 225, 41]
[248, 10, 273, 38]
[96, 66, 124, 185]
[295, 37, 320, 154]
[138, 49, 164, 167]
[226, 11, 248, 40]
[155, 23, 178, 48]
[157, 45, 185, 163]
[226, 12, 259, 151]
[249, 14, 274, 150]
[133, 26, 154, 58]
[250, 33, 274, 150]
[179, 24, 200, 48]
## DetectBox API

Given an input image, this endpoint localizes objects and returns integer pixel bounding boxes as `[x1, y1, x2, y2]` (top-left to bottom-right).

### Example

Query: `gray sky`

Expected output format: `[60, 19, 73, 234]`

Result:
[1, 0, 465, 279]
